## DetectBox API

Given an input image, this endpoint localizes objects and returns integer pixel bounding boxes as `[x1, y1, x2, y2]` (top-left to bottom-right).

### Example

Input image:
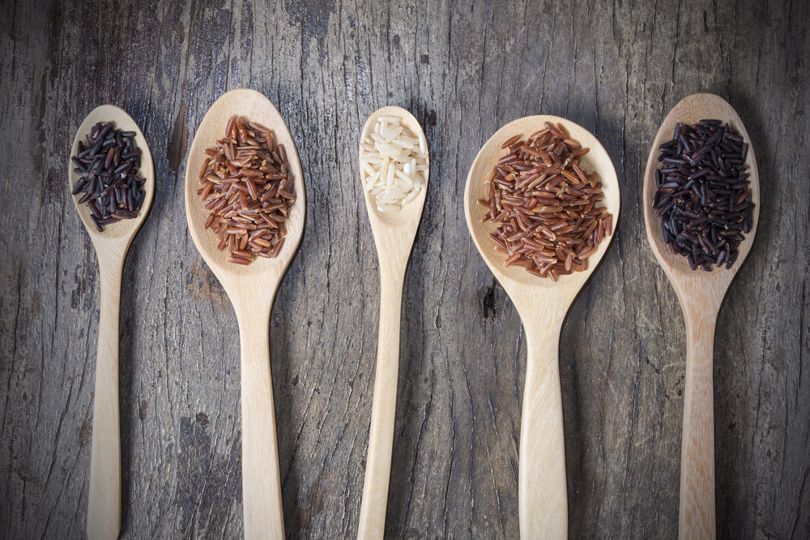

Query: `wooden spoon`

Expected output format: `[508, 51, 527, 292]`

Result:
[184, 89, 305, 539]
[68, 105, 155, 540]
[464, 116, 620, 539]
[642, 93, 760, 540]
[357, 106, 429, 540]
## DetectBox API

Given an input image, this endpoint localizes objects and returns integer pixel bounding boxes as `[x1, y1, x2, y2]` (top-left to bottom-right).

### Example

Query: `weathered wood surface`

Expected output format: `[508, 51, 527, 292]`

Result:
[0, 0, 808, 538]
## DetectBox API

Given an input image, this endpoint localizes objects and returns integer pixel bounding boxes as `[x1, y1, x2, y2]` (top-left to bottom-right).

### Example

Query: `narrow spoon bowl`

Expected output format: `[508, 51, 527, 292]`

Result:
[184, 88, 305, 539]
[69, 104, 155, 540]
[357, 106, 428, 539]
[464, 115, 620, 539]
[642, 93, 760, 539]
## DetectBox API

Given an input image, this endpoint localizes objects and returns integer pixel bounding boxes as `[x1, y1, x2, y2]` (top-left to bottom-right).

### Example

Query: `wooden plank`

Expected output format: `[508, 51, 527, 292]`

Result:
[0, 0, 807, 538]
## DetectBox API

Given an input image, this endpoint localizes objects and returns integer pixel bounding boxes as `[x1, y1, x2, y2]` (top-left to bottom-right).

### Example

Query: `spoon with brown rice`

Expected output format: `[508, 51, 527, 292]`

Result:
[464, 115, 620, 539]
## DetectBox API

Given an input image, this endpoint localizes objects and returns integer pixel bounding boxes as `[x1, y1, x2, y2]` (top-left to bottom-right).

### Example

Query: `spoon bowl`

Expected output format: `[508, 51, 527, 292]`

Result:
[357, 106, 428, 539]
[69, 105, 155, 246]
[359, 106, 429, 238]
[185, 89, 305, 296]
[464, 115, 620, 539]
[643, 93, 760, 299]
[642, 93, 759, 540]
[465, 115, 620, 299]
[184, 88, 305, 539]
[69, 104, 154, 540]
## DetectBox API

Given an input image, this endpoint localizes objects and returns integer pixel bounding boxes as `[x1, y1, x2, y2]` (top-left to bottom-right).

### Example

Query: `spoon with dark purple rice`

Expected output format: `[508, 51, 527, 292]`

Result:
[68, 104, 155, 540]
[643, 93, 760, 540]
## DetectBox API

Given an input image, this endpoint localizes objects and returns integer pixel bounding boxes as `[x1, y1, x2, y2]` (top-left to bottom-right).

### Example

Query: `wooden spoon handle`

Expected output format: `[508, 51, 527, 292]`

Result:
[87, 257, 123, 540]
[679, 311, 718, 540]
[238, 311, 284, 539]
[358, 269, 405, 540]
[520, 317, 567, 540]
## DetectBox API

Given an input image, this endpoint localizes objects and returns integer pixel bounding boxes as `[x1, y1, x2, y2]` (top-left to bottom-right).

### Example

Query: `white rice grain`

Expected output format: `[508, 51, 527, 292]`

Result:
[359, 116, 428, 212]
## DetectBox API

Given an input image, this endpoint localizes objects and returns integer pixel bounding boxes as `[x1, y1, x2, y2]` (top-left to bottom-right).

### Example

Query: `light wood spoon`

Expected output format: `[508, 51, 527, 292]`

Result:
[68, 105, 155, 540]
[357, 106, 429, 540]
[184, 89, 305, 539]
[464, 116, 620, 539]
[643, 93, 760, 540]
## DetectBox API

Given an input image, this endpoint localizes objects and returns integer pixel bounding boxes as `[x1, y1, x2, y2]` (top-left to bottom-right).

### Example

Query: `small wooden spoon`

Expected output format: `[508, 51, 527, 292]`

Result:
[464, 116, 620, 539]
[184, 89, 305, 539]
[357, 106, 429, 540]
[643, 93, 760, 540]
[68, 105, 155, 540]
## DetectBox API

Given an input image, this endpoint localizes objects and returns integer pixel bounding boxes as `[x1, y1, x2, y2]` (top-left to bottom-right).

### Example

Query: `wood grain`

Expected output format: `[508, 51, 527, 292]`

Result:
[0, 1, 808, 539]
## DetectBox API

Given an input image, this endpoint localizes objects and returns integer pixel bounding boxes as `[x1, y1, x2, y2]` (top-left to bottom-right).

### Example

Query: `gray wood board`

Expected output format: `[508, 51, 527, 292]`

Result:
[0, 0, 808, 538]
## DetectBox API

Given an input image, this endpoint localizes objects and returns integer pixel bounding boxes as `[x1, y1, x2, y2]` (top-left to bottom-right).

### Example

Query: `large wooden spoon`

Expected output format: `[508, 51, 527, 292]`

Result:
[184, 89, 305, 539]
[357, 106, 429, 540]
[643, 93, 760, 540]
[68, 105, 155, 540]
[464, 116, 620, 539]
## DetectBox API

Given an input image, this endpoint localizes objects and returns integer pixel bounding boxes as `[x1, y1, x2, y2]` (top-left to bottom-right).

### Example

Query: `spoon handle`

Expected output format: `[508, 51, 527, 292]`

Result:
[237, 310, 285, 539]
[358, 268, 405, 540]
[520, 314, 567, 540]
[679, 309, 718, 540]
[87, 255, 123, 540]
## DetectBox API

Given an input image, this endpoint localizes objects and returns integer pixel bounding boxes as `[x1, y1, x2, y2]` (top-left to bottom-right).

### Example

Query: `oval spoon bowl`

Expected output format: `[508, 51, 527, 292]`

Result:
[69, 105, 155, 245]
[359, 106, 429, 232]
[643, 93, 760, 294]
[184, 88, 305, 292]
[465, 115, 620, 297]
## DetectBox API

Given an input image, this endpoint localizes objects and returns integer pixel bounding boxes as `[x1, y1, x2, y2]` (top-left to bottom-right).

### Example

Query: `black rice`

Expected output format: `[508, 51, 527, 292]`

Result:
[71, 122, 146, 232]
[654, 119, 753, 270]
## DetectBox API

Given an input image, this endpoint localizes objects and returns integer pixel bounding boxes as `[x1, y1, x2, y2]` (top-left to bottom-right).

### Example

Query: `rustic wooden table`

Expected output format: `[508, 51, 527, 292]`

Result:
[1, 1, 808, 538]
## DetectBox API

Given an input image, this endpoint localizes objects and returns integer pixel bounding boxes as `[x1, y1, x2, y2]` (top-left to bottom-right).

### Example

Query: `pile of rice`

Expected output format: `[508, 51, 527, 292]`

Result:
[359, 116, 428, 213]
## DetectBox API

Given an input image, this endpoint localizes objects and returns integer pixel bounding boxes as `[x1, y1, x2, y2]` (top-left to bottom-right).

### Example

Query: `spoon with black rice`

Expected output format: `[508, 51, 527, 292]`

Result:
[68, 104, 155, 540]
[643, 93, 760, 540]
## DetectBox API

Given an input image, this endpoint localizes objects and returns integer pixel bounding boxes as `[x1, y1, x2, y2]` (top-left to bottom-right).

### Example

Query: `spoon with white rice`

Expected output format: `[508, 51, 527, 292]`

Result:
[360, 113, 428, 212]
[356, 106, 429, 539]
